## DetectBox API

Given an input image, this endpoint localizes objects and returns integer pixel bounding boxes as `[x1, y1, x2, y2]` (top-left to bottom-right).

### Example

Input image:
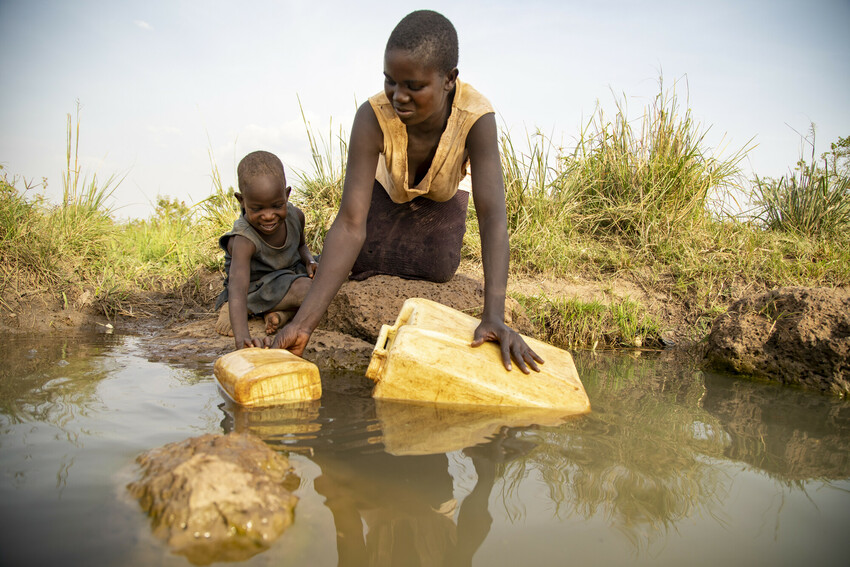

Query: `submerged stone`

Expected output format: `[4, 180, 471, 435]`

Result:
[127, 432, 298, 565]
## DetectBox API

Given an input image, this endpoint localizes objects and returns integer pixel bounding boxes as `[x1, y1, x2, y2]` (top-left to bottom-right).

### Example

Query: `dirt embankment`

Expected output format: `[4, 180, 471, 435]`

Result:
[5, 268, 849, 395]
[0, 268, 684, 369]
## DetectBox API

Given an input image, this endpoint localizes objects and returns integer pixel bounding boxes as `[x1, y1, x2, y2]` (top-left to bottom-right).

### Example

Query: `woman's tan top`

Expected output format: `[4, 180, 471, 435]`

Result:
[368, 79, 495, 203]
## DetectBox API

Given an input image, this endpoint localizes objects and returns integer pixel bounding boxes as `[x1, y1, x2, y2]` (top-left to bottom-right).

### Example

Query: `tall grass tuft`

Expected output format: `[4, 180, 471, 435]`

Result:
[1, 104, 122, 291]
[290, 98, 348, 253]
[562, 79, 748, 246]
[753, 128, 850, 237]
[195, 146, 241, 239]
[494, 129, 583, 273]
[52, 103, 122, 280]
[0, 170, 49, 289]
[0, 169, 42, 253]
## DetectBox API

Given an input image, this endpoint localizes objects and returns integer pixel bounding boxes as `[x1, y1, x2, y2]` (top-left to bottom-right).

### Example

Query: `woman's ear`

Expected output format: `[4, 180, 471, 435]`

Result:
[445, 68, 459, 91]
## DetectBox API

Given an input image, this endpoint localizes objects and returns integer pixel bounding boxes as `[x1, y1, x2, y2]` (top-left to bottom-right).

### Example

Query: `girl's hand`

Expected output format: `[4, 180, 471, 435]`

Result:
[306, 260, 318, 278]
[471, 319, 543, 374]
[235, 335, 264, 350]
[266, 322, 312, 356]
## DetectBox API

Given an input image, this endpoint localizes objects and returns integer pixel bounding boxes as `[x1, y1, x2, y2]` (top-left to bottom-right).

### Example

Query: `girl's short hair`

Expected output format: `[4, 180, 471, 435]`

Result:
[237, 150, 285, 192]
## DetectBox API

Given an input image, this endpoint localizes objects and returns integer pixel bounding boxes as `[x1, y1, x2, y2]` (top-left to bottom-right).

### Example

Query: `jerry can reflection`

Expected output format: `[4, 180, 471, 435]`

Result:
[214, 348, 322, 407]
[366, 298, 591, 414]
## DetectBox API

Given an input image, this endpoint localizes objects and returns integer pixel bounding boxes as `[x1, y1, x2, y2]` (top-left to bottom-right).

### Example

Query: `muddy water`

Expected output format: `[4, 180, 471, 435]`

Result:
[0, 333, 848, 567]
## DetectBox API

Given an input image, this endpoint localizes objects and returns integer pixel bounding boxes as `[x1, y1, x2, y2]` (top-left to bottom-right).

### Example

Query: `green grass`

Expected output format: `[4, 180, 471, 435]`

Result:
[1, 105, 121, 296]
[561, 79, 750, 245]
[289, 98, 347, 253]
[753, 129, 850, 238]
[2, 86, 848, 344]
[514, 293, 664, 350]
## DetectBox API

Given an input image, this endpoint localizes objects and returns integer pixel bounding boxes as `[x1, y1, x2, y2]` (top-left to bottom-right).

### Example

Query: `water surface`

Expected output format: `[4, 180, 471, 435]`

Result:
[1, 333, 848, 566]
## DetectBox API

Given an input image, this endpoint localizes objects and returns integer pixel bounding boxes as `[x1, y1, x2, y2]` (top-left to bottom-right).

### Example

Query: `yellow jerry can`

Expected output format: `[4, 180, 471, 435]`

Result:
[213, 348, 322, 408]
[366, 298, 591, 414]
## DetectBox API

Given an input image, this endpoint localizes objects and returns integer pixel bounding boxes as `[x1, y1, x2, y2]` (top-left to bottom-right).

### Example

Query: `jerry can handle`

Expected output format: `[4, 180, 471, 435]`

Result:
[366, 324, 396, 382]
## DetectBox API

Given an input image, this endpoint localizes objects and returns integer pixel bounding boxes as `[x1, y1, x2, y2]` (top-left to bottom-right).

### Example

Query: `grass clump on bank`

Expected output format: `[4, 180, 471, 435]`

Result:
[1, 105, 121, 304]
[565, 84, 747, 244]
[0, 107, 234, 316]
[495, 79, 751, 273]
[753, 129, 850, 238]
[515, 293, 663, 350]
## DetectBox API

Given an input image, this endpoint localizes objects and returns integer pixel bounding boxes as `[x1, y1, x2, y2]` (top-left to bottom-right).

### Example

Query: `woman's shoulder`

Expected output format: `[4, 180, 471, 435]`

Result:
[364, 92, 394, 128]
[455, 80, 495, 117]
[350, 100, 384, 152]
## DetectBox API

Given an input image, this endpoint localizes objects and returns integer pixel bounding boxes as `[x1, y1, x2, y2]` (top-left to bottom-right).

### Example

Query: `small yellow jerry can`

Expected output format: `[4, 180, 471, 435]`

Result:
[214, 348, 322, 408]
[365, 298, 591, 414]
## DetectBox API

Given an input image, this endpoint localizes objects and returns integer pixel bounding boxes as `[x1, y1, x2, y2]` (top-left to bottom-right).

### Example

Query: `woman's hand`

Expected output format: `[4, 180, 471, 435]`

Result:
[471, 318, 543, 374]
[266, 322, 312, 356]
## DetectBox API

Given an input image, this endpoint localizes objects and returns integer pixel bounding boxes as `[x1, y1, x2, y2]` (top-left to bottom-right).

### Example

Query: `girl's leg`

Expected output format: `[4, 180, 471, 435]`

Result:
[264, 276, 312, 334]
[263, 310, 293, 335]
[215, 302, 234, 337]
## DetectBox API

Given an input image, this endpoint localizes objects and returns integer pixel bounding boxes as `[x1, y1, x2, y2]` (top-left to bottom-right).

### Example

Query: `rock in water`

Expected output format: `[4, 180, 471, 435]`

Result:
[706, 286, 850, 396]
[127, 433, 298, 564]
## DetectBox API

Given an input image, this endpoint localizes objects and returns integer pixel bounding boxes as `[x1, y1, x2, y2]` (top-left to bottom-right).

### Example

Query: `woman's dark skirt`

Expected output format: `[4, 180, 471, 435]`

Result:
[350, 180, 469, 283]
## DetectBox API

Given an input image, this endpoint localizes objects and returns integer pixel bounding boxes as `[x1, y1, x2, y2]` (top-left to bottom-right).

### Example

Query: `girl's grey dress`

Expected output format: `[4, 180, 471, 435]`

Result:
[214, 203, 309, 314]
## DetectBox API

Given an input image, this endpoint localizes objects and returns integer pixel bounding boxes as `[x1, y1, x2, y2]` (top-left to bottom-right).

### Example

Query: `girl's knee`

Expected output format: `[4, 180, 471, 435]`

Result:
[291, 276, 311, 301]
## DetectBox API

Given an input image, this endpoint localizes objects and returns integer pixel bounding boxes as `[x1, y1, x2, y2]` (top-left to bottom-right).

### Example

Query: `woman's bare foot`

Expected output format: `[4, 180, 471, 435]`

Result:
[264, 310, 293, 335]
[215, 303, 234, 337]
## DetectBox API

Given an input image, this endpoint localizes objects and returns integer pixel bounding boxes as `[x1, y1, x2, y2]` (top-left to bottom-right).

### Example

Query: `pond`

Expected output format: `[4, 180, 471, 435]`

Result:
[1, 332, 848, 566]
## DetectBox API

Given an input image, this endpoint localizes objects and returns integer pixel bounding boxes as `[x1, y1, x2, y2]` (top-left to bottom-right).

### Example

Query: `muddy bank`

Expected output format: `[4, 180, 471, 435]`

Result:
[7, 268, 848, 396]
[0, 268, 674, 370]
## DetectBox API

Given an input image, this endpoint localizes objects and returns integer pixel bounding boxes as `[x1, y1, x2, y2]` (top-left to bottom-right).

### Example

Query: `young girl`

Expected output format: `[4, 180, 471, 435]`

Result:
[271, 10, 541, 373]
[215, 150, 317, 349]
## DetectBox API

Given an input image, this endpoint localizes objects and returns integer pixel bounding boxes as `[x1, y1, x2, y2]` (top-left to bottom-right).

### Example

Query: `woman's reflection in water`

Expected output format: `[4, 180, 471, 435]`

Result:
[220, 390, 537, 567]
[313, 427, 528, 567]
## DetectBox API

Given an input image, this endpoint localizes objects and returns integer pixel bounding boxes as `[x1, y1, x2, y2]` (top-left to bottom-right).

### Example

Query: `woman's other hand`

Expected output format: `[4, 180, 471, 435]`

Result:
[471, 318, 543, 373]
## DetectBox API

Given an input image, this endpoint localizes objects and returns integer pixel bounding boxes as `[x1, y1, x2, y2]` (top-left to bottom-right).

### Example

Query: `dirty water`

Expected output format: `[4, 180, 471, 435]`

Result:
[0, 332, 848, 567]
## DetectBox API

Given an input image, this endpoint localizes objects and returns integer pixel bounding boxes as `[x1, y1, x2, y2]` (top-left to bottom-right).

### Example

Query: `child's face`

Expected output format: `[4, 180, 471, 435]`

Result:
[383, 48, 457, 126]
[235, 174, 290, 237]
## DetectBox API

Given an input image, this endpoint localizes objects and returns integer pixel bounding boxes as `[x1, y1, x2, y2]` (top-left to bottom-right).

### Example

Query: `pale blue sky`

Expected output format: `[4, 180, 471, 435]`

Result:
[1, 0, 848, 219]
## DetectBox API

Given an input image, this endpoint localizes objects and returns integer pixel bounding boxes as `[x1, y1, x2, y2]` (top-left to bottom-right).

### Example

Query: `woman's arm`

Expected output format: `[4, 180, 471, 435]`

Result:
[270, 102, 383, 353]
[466, 113, 542, 373]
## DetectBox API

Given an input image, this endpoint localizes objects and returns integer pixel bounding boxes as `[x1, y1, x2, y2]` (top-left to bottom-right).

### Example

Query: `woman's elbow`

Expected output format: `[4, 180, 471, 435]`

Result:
[332, 213, 367, 244]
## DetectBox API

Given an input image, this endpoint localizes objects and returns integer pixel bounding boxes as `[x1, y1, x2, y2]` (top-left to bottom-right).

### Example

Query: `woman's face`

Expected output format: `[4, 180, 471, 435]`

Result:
[383, 48, 456, 127]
